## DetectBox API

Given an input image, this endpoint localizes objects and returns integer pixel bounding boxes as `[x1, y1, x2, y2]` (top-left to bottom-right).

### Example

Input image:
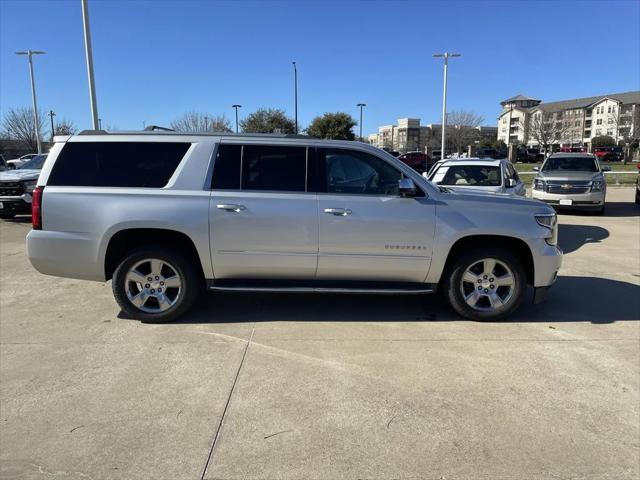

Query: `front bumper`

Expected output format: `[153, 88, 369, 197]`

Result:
[530, 238, 562, 288]
[0, 195, 32, 215]
[531, 189, 605, 209]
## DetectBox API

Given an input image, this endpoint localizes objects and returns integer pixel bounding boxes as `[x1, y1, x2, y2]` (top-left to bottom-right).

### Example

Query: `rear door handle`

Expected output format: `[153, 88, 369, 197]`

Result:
[324, 208, 352, 216]
[217, 204, 246, 213]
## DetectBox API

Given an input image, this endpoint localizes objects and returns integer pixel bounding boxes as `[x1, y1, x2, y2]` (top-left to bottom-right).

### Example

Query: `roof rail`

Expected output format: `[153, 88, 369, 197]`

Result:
[77, 129, 108, 135]
[143, 125, 175, 132]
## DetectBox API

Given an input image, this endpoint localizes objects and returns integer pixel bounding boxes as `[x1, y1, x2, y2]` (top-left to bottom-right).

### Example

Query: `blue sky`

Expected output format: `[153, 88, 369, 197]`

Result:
[1, 0, 639, 135]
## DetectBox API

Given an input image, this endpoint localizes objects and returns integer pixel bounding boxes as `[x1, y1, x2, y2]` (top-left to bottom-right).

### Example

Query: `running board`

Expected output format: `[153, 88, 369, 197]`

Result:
[206, 279, 434, 295]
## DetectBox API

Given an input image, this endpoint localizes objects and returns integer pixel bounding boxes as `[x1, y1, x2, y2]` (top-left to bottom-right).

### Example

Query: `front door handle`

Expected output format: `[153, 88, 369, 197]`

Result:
[324, 208, 352, 216]
[217, 204, 246, 213]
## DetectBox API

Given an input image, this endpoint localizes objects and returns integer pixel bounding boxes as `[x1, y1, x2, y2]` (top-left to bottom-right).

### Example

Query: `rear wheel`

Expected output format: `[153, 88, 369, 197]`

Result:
[112, 247, 200, 323]
[0, 213, 15, 220]
[443, 248, 527, 321]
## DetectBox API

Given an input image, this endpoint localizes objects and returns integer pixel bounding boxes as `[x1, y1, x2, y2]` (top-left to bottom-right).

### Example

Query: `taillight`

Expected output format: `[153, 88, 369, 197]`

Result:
[32, 186, 43, 230]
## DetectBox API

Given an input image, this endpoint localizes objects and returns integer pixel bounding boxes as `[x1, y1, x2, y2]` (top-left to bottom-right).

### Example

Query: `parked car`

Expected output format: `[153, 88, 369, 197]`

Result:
[475, 147, 498, 159]
[559, 146, 586, 153]
[26, 132, 562, 323]
[531, 153, 609, 214]
[6, 153, 39, 170]
[397, 151, 433, 172]
[594, 146, 623, 162]
[0, 154, 47, 219]
[0, 154, 7, 171]
[426, 158, 526, 197]
[382, 149, 401, 157]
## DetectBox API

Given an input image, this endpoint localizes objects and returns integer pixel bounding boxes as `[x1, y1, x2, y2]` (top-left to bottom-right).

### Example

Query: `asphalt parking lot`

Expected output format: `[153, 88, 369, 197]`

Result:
[1, 187, 638, 480]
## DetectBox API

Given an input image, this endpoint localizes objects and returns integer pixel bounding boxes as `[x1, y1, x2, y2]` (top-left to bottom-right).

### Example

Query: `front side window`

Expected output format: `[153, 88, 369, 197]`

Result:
[48, 142, 190, 187]
[318, 148, 403, 196]
[242, 145, 306, 192]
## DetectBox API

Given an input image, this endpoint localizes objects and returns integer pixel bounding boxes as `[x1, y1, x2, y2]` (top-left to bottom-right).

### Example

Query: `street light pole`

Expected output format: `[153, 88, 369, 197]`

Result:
[48, 110, 56, 141]
[81, 0, 99, 129]
[357, 103, 366, 141]
[433, 52, 461, 159]
[204, 116, 209, 132]
[292, 61, 298, 134]
[98, 118, 102, 129]
[232, 105, 242, 133]
[15, 50, 46, 153]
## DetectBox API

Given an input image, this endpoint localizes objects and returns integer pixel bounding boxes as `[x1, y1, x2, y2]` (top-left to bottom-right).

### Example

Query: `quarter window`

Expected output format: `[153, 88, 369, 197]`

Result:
[211, 144, 241, 189]
[48, 142, 190, 188]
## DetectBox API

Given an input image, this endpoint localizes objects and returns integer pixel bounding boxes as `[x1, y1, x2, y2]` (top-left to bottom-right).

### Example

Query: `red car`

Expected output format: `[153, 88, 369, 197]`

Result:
[397, 151, 433, 172]
[594, 146, 623, 161]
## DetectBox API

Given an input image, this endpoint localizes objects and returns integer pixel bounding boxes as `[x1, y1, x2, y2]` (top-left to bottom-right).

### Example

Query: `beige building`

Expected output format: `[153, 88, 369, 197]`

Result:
[368, 118, 497, 154]
[497, 91, 640, 149]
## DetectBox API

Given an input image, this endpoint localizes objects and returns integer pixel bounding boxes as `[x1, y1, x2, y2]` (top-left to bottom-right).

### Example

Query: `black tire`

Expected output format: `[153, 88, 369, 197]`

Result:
[112, 246, 201, 323]
[443, 247, 527, 321]
[0, 213, 15, 220]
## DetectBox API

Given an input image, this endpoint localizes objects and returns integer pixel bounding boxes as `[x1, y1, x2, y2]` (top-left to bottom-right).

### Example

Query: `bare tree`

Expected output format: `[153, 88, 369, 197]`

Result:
[446, 110, 485, 154]
[609, 107, 639, 161]
[170, 111, 232, 133]
[53, 118, 78, 136]
[1, 107, 46, 151]
[524, 111, 570, 154]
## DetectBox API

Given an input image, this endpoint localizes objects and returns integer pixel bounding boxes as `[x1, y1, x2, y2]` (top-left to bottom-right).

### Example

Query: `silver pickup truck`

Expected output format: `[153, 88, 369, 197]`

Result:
[26, 131, 562, 322]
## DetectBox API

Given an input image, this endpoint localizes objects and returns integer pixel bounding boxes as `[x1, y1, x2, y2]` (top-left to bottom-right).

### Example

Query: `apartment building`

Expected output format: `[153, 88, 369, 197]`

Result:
[368, 118, 497, 154]
[497, 91, 640, 148]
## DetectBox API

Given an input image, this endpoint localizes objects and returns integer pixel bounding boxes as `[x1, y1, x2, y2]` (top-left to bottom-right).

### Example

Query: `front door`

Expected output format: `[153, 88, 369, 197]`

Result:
[209, 143, 318, 279]
[315, 147, 435, 283]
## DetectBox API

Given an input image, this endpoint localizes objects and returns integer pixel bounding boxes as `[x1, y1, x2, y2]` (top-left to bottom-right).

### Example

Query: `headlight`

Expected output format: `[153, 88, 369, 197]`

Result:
[533, 178, 545, 191]
[535, 213, 558, 246]
[23, 180, 37, 193]
[591, 180, 604, 192]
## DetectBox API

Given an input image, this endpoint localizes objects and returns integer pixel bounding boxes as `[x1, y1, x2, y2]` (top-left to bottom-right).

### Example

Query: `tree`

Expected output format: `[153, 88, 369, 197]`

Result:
[53, 118, 77, 136]
[240, 108, 295, 134]
[305, 112, 356, 140]
[524, 111, 570, 153]
[591, 135, 616, 148]
[1, 107, 46, 151]
[170, 111, 232, 133]
[446, 110, 485, 154]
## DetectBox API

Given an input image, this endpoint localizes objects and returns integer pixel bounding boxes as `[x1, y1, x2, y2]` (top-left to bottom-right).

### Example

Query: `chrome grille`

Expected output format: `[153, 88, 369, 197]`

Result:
[0, 182, 24, 197]
[545, 180, 590, 194]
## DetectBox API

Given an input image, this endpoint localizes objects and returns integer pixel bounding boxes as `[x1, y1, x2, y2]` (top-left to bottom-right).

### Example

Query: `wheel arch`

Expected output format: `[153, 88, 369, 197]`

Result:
[441, 235, 534, 286]
[104, 228, 205, 281]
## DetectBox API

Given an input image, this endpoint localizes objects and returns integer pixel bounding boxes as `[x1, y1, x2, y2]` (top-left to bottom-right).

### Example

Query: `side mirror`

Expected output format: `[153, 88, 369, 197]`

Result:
[533, 166, 540, 172]
[507, 178, 517, 188]
[398, 178, 418, 197]
[601, 165, 611, 172]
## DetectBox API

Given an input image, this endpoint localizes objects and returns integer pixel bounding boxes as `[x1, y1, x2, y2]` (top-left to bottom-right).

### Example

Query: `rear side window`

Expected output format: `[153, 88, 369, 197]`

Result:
[241, 145, 306, 192]
[47, 142, 190, 188]
[211, 144, 241, 189]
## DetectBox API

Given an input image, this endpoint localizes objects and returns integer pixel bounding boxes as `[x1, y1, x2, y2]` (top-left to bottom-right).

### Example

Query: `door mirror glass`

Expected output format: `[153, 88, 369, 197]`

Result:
[398, 178, 417, 197]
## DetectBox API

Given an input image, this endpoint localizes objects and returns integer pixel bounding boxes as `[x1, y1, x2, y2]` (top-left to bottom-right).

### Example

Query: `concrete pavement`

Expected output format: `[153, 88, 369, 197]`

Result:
[1, 187, 638, 479]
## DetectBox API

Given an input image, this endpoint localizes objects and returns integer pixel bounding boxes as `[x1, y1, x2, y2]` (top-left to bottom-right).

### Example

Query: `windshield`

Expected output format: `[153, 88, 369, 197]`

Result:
[20, 154, 47, 170]
[431, 164, 501, 187]
[542, 156, 598, 172]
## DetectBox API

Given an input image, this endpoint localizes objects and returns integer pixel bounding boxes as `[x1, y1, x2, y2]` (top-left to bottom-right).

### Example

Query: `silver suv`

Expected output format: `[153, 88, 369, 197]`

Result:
[531, 153, 609, 214]
[27, 132, 562, 322]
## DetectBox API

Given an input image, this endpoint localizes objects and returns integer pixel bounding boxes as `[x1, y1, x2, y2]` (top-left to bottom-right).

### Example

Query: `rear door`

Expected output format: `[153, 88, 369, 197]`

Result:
[315, 147, 435, 283]
[209, 142, 318, 279]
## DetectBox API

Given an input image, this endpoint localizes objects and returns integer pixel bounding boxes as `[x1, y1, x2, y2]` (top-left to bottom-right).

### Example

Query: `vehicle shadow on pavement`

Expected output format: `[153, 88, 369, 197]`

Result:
[558, 224, 609, 254]
[557, 201, 639, 218]
[142, 275, 639, 325]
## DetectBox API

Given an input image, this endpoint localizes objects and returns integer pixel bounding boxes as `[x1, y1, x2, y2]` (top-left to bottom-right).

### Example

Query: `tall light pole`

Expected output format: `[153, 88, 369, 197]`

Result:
[48, 110, 56, 141]
[204, 116, 209, 132]
[433, 52, 461, 159]
[232, 104, 242, 133]
[15, 50, 45, 153]
[357, 103, 366, 141]
[292, 61, 298, 134]
[81, 0, 99, 129]
[98, 118, 102, 129]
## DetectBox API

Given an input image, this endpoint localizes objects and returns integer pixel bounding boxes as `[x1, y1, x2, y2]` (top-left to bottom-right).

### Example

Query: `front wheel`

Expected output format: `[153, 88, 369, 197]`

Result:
[112, 247, 200, 323]
[443, 248, 527, 321]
